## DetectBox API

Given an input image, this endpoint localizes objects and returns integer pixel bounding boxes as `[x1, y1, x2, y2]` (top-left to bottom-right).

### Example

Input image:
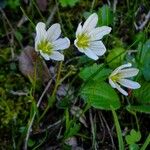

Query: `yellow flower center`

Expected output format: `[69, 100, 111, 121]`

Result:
[76, 33, 90, 49]
[37, 39, 53, 55]
[110, 73, 122, 82]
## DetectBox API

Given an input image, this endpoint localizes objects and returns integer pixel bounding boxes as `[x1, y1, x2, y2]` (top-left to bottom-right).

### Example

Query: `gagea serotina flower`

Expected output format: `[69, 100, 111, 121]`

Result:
[35, 22, 70, 61]
[109, 63, 141, 96]
[74, 13, 111, 60]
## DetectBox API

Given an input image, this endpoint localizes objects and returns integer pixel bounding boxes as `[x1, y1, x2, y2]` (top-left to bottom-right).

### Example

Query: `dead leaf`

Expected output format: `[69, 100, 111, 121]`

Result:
[65, 137, 84, 150]
[65, 137, 77, 147]
[18, 46, 51, 83]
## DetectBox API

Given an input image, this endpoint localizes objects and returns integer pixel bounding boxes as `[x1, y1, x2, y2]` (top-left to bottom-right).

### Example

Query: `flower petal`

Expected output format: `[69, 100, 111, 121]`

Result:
[35, 22, 46, 40]
[84, 48, 99, 60]
[89, 26, 112, 41]
[49, 51, 64, 61]
[76, 22, 82, 36]
[46, 23, 61, 41]
[82, 13, 98, 32]
[109, 78, 116, 88]
[118, 79, 141, 89]
[89, 41, 106, 56]
[74, 39, 84, 52]
[118, 68, 139, 78]
[110, 63, 132, 76]
[53, 37, 70, 50]
[35, 22, 46, 48]
[39, 51, 50, 60]
[115, 83, 128, 96]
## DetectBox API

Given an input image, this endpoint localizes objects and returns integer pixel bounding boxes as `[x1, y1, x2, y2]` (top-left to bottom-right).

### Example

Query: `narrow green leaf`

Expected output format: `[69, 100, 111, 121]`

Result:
[112, 109, 124, 150]
[98, 5, 114, 26]
[59, 0, 79, 7]
[140, 133, 150, 150]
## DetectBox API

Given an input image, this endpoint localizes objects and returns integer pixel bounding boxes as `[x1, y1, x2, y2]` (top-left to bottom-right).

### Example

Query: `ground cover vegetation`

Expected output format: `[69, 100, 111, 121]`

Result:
[0, 0, 150, 149]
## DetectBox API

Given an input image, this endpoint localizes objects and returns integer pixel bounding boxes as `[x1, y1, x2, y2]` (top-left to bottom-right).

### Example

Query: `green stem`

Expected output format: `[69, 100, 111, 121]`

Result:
[38, 62, 63, 122]
[59, 70, 74, 84]
[112, 109, 125, 150]
[126, 97, 140, 131]
[32, 0, 45, 22]
[134, 113, 140, 131]
[52, 62, 63, 97]
[20, 6, 35, 28]
[90, 0, 96, 13]
[140, 133, 150, 150]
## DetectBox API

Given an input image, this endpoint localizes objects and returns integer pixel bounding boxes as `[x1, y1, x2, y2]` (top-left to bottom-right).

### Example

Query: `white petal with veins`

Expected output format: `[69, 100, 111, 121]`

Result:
[118, 79, 141, 89]
[89, 41, 106, 56]
[119, 68, 139, 78]
[49, 51, 64, 61]
[84, 48, 99, 60]
[109, 78, 116, 88]
[76, 22, 82, 36]
[89, 26, 112, 41]
[40, 51, 50, 60]
[46, 23, 61, 41]
[35, 22, 46, 42]
[115, 83, 128, 96]
[82, 13, 98, 32]
[111, 63, 132, 76]
[53, 37, 70, 50]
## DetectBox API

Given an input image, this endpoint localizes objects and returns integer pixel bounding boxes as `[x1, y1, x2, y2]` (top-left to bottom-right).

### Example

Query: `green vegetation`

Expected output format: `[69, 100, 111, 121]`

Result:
[0, 0, 150, 149]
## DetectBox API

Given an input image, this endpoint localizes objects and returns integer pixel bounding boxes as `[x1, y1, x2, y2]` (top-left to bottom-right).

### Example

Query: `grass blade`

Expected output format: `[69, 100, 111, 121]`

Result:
[112, 109, 124, 150]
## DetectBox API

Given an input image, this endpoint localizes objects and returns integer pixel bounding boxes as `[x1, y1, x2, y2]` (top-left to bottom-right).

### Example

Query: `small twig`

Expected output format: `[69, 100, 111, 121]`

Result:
[10, 90, 28, 96]
[97, 111, 106, 143]
[46, 5, 58, 26]
[37, 80, 52, 107]
[0, 8, 23, 49]
[134, 11, 150, 30]
[1, 10, 15, 59]
[17, 16, 28, 27]
[113, 0, 118, 13]
[89, 109, 97, 150]
[24, 79, 52, 150]
[127, 49, 138, 56]
[99, 112, 116, 150]
[107, 0, 111, 7]
[139, 11, 150, 30]
[90, 0, 96, 13]
[32, 0, 45, 22]
[55, 0, 66, 35]
[20, 6, 35, 28]
[38, 62, 63, 122]
[33, 119, 62, 134]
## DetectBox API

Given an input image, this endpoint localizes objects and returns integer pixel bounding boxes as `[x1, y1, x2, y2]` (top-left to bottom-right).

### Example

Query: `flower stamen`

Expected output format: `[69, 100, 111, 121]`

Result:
[76, 33, 90, 49]
[37, 40, 53, 55]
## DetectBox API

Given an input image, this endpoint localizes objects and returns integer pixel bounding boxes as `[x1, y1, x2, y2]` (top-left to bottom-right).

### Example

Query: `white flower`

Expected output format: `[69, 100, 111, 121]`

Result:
[74, 13, 111, 60]
[109, 63, 141, 96]
[35, 22, 70, 61]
